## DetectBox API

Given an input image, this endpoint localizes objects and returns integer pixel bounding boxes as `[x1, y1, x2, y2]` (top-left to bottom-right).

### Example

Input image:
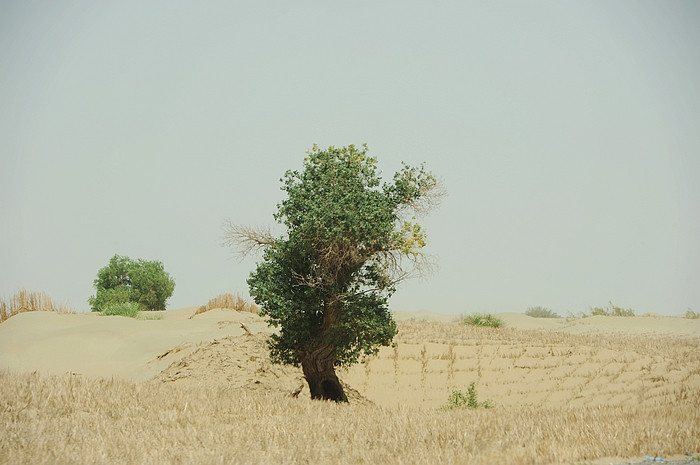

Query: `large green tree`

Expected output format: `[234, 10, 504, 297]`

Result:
[89, 254, 175, 312]
[226, 144, 441, 402]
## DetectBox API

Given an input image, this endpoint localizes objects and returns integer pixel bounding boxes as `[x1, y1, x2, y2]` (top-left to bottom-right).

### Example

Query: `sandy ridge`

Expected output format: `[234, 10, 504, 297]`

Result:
[1, 309, 698, 387]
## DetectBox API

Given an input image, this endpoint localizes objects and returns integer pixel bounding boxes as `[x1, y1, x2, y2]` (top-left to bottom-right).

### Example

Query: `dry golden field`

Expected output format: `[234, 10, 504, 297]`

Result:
[1, 307, 699, 465]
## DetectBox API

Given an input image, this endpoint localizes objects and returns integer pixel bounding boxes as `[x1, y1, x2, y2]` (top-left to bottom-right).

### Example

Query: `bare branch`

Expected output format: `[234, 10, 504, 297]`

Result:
[398, 176, 447, 219]
[222, 220, 276, 259]
[380, 248, 435, 283]
[331, 247, 436, 304]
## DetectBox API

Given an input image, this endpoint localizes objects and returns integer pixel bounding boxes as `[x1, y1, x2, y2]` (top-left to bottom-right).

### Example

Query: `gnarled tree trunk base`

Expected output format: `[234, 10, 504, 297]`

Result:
[299, 350, 348, 402]
[305, 371, 348, 402]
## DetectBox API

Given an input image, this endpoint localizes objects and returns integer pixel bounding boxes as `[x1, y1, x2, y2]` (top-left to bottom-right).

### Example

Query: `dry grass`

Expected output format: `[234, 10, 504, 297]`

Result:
[342, 321, 700, 410]
[190, 293, 259, 319]
[0, 290, 73, 323]
[1, 369, 697, 465]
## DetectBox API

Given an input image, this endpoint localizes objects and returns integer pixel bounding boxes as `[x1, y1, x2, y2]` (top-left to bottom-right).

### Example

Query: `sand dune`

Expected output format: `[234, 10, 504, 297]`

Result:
[1, 308, 698, 465]
[0, 308, 268, 382]
[1, 308, 698, 408]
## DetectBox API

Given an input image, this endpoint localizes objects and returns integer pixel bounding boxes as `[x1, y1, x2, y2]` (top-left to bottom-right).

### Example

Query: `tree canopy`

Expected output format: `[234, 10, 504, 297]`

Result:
[89, 254, 175, 312]
[226, 144, 441, 401]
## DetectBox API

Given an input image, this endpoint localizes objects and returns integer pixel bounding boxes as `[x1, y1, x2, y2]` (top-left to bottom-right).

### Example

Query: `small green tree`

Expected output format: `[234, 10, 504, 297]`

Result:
[89, 255, 175, 312]
[225, 144, 442, 402]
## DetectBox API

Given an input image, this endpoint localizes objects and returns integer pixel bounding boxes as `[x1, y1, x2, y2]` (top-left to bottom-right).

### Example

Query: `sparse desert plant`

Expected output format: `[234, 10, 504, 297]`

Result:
[590, 301, 635, 317]
[565, 311, 589, 320]
[589, 306, 606, 316]
[443, 382, 494, 409]
[190, 293, 259, 318]
[525, 306, 560, 318]
[136, 311, 164, 320]
[0, 289, 72, 323]
[608, 302, 635, 317]
[99, 301, 141, 318]
[686, 309, 699, 319]
[460, 313, 504, 328]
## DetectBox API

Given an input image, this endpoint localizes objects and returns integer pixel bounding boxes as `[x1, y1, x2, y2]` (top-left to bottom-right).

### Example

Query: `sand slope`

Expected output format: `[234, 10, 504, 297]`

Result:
[0, 308, 269, 382]
[1, 308, 698, 410]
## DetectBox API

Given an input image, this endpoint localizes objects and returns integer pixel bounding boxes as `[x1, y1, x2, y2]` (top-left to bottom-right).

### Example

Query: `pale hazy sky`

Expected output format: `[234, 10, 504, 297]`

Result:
[1, 1, 698, 316]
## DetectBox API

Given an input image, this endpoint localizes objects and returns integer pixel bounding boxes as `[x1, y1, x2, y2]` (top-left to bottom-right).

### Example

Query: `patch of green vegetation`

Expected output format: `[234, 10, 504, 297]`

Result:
[525, 306, 560, 318]
[589, 301, 635, 317]
[443, 382, 494, 409]
[460, 313, 504, 328]
[685, 309, 699, 319]
[99, 302, 141, 318]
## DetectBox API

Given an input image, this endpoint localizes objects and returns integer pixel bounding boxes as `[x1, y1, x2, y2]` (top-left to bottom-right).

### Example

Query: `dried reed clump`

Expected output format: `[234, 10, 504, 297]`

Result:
[0, 289, 72, 323]
[190, 293, 259, 319]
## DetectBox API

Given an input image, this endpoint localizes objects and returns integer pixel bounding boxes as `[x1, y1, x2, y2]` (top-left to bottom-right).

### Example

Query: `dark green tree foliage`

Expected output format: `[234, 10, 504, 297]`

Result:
[89, 255, 175, 312]
[245, 144, 440, 402]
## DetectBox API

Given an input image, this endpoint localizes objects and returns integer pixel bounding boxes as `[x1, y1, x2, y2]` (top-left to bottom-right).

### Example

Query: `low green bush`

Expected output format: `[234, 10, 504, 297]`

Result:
[443, 382, 494, 409]
[686, 309, 699, 319]
[589, 302, 635, 317]
[460, 313, 504, 328]
[525, 306, 560, 318]
[100, 301, 141, 318]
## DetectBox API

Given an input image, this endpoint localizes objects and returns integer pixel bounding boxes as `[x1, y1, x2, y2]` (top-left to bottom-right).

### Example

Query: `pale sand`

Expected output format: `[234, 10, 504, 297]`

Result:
[1, 308, 698, 409]
[0, 308, 268, 382]
[392, 310, 700, 336]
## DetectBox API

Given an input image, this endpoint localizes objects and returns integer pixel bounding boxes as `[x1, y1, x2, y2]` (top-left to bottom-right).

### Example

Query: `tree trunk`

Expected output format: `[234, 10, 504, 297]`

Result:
[299, 347, 348, 403]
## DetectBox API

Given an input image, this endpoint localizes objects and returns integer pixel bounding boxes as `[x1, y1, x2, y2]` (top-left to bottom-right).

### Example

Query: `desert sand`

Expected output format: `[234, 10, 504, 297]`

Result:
[1, 308, 697, 398]
[1, 308, 698, 465]
[0, 308, 270, 382]
[1, 308, 699, 407]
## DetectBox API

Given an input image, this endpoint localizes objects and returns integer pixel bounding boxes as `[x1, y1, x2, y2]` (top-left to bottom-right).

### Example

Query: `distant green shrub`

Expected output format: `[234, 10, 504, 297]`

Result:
[589, 302, 635, 317]
[443, 382, 494, 409]
[88, 254, 175, 312]
[525, 306, 560, 318]
[100, 301, 141, 318]
[460, 313, 504, 328]
[590, 306, 608, 316]
[686, 309, 699, 320]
